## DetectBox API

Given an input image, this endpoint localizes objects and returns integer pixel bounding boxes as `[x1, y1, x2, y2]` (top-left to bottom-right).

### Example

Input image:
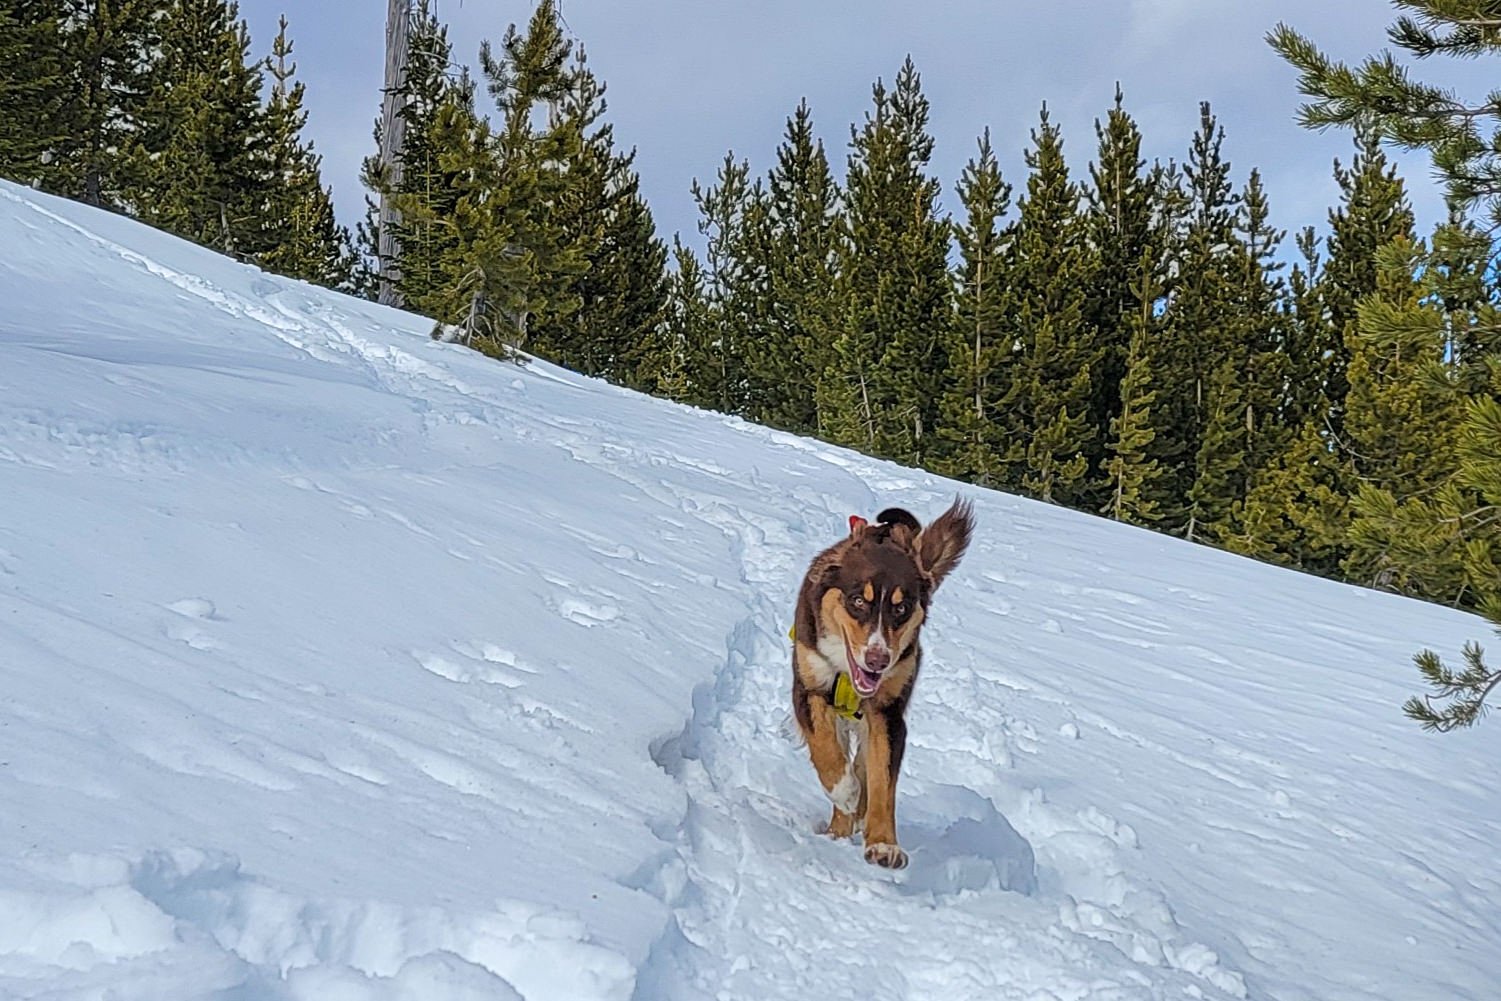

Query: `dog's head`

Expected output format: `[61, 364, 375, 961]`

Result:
[817, 499, 973, 697]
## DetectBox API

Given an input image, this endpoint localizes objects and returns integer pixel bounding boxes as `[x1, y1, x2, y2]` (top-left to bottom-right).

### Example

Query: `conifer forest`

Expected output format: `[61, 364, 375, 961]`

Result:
[2, 0, 1497, 728]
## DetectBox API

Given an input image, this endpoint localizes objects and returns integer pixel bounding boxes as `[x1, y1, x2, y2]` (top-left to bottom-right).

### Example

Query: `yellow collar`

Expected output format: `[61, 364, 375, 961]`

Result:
[791, 624, 864, 720]
[832, 672, 864, 720]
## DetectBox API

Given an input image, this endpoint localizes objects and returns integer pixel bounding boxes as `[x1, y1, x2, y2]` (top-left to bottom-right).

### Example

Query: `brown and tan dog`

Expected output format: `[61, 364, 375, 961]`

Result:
[791, 499, 973, 869]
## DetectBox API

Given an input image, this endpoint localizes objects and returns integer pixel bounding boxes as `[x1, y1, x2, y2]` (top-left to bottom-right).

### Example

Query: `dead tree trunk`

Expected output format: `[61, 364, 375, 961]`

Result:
[376, 0, 412, 307]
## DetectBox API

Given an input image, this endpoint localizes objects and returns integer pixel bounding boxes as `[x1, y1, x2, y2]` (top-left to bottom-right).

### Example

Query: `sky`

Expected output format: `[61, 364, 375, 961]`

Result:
[235, 1, 1495, 256]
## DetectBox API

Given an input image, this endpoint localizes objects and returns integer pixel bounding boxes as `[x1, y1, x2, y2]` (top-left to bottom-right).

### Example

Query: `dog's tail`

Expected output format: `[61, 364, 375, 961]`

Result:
[917, 497, 974, 591]
[875, 507, 922, 534]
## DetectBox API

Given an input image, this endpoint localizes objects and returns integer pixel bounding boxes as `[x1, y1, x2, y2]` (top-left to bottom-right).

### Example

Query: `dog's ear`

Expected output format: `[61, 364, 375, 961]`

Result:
[915, 498, 974, 592]
[848, 514, 869, 539]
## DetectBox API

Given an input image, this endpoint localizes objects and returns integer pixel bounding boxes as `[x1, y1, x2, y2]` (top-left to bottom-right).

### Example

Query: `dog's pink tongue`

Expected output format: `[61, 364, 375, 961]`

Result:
[851, 664, 879, 695]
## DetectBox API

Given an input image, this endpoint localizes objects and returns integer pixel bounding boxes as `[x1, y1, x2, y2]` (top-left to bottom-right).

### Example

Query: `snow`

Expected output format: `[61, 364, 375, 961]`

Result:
[1, 177, 1498, 1000]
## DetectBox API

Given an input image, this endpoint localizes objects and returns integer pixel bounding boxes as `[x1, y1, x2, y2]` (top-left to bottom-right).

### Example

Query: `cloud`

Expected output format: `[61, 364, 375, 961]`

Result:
[237, 1, 1488, 259]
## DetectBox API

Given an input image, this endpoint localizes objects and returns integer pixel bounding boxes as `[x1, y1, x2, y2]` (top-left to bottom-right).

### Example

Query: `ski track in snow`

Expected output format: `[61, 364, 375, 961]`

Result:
[1, 181, 1499, 1000]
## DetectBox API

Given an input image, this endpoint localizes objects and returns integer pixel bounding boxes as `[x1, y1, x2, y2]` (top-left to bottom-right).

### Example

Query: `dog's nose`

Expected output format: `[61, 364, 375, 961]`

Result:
[864, 646, 890, 673]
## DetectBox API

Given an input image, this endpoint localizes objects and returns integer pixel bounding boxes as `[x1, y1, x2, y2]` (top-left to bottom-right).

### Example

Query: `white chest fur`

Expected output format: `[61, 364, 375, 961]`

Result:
[803, 631, 847, 690]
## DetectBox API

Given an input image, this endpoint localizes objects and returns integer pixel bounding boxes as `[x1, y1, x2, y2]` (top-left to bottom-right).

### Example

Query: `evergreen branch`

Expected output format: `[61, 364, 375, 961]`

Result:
[1405, 642, 1501, 730]
[1398, 101, 1501, 120]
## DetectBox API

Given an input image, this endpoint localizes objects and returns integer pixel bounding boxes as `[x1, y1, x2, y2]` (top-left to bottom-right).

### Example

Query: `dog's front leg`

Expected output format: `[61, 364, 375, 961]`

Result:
[803, 695, 863, 838]
[826, 720, 868, 839]
[862, 707, 908, 869]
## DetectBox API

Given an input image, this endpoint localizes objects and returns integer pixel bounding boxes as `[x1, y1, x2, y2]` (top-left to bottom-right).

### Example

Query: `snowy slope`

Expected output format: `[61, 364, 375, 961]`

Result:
[0, 178, 1497, 1001]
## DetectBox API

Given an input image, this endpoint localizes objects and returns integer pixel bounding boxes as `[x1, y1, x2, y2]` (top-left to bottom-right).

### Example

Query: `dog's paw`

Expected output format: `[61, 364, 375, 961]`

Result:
[825, 810, 859, 839]
[863, 842, 908, 870]
[826, 771, 861, 814]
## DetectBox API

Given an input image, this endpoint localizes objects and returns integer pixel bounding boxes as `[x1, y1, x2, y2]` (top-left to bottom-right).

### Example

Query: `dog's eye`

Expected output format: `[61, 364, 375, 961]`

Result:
[892, 601, 908, 618]
[849, 594, 866, 609]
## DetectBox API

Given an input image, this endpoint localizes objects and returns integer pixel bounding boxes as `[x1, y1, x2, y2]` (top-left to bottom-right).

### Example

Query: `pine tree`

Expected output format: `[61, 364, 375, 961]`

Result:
[1187, 356, 1252, 539]
[1230, 211, 1362, 576]
[1230, 138, 1414, 574]
[1319, 131, 1417, 437]
[1282, 226, 1329, 432]
[1157, 103, 1240, 536]
[404, 99, 502, 345]
[256, 15, 353, 288]
[1101, 249, 1169, 524]
[1234, 170, 1293, 471]
[360, 1, 473, 307]
[0, 1, 68, 186]
[603, 176, 670, 392]
[130, 0, 267, 256]
[1403, 393, 1501, 730]
[527, 45, 668, 386]
[1084, 87, 1160, 499]
[653, 238, 717, 407]
[742, 99, 844, 435]
[49, 0, 158, 207]
[688, 153, 761, 415]
[1002, 104, 1098, 505]
[1226, 226, 1341, 573]
[935, 128, 1012, 486]
[1274, 5, 1501, 726]
[1343, 227, 1500, 725]
[1343, 228, 1481, 596]
[353, 168, 384, 299]
[420, 0, 586, 354]
[826, 58, 951, 465]
[1191, 169, 1291, 544]
[1228, 420, 1351, 572]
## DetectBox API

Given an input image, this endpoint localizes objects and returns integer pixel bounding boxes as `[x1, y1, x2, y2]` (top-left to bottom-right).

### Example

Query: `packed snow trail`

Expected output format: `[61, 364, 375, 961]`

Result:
[625, 461, 1245, 1001]
[1, 181, 1498, 999]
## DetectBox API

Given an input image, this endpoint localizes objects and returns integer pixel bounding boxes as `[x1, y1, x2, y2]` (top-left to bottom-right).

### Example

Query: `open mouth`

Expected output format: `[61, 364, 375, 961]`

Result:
[844, 640, 882, 696]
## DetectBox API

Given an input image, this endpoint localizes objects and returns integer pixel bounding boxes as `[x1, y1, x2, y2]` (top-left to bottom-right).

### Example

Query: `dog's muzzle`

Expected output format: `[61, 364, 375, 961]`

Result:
[846, 637, 890, 697]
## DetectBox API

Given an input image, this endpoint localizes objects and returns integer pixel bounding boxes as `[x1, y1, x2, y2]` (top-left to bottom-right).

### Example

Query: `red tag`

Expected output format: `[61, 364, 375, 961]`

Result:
[848, 515, 868, 535]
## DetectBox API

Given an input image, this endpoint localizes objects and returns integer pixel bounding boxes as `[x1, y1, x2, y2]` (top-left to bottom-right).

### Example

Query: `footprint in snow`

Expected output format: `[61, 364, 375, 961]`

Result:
[412, 647, 528, 689]
[164, 598, 221, 650]
[554, 595, 622, 627]
[168, 597, 219, 620]
[898, 786, 1039, 897]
